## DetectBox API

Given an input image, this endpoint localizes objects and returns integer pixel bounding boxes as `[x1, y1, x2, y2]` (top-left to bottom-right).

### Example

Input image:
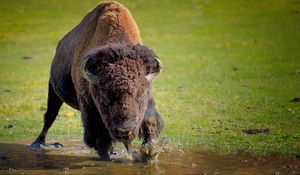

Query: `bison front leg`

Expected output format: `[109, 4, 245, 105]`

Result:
[96, 137, 112, 161]
[83, 124, 112, 161]
[84, 122, 112, 161]
[140, 99, 164, 162]
[83, 123, 112, 161]
[140, 117, 160, 162]
[139, 99, 164, 162]
[81, 102, 112, 161]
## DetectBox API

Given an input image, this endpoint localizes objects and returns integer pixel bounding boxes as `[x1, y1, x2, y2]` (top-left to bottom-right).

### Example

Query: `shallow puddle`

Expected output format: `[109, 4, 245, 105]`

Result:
[0, 139, 299, 174]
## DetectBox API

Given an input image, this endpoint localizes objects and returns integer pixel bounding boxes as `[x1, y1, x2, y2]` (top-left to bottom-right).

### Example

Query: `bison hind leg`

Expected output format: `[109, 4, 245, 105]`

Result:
[31, 80, 63, 149]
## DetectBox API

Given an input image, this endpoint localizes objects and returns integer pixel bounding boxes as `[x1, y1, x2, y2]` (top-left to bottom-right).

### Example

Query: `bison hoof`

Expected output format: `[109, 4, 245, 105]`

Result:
[140, 141, 159, 163]
[30, 142, 45, 149]
[99, 155, 111, 161]
[30, 142, 64, 149]
[97, 151, 111, 161]
[50, 142, 64, 148]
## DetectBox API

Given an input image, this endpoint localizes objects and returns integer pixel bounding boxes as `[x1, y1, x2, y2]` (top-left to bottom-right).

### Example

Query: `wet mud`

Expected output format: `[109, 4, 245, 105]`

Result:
[0, 139, 299, 174]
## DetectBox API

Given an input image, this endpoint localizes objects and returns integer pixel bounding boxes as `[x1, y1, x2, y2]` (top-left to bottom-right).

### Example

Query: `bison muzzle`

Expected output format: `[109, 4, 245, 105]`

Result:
[31, 1, 164, 161]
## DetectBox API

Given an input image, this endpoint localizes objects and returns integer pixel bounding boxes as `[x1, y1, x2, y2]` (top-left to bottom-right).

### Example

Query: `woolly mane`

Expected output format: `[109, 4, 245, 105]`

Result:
[84, 43, 160, 75]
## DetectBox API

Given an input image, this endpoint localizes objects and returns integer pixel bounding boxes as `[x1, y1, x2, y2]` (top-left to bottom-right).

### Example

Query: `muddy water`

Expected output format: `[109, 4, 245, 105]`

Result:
[0, 139, 299, 175]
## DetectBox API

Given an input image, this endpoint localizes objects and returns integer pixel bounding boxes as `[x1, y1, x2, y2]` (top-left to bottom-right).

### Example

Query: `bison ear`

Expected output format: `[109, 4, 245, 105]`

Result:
[145, 57, 162, 81]
[80, 56, 101, 84]
[134, 44, 162, 81]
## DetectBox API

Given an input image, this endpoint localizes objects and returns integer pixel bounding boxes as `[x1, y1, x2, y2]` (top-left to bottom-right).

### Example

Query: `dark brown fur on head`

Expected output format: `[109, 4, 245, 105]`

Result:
[82, 43, 161, 141]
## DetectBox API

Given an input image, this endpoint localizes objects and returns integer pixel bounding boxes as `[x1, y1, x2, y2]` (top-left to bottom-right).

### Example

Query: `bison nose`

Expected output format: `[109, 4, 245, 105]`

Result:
[114, 124, 135, 134]
[114, 127, 134, 138]
[113, 120, 136, 137]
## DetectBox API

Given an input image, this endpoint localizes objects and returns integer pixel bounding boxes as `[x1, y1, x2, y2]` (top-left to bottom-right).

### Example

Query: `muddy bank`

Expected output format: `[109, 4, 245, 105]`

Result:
[0, 139, 299, 175]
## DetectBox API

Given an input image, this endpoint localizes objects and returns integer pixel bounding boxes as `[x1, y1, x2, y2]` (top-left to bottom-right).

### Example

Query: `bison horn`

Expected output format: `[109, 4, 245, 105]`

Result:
[145, 57, 162, 81]
[80, 57, 99, 84]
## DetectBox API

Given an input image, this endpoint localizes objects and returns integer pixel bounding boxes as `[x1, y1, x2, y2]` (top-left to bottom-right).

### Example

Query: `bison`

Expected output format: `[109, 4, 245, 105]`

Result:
[31, 1, 164, 161]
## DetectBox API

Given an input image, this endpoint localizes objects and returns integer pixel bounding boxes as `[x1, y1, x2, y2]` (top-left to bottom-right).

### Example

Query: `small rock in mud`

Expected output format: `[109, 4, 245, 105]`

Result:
[241, 159, 248, 163]
[191, 163, 197, 168]
[273, 172, 280, 175]
[242, 128, 270, 135]
[61, 167, 69, 173]
[4, 124, 14, 129]
[8, 168, 17, 174]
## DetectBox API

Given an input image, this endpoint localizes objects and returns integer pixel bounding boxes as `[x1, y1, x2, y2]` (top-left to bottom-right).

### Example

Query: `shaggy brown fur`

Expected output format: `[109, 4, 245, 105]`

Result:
[31, 1, 164, 161]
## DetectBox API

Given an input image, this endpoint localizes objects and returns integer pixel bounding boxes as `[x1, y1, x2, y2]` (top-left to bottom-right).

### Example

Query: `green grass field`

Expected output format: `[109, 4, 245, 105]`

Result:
[0, 0, 299, 157]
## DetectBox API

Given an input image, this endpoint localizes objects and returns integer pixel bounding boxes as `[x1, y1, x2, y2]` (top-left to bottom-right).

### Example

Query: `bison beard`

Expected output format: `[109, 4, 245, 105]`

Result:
[31, 1, 164, 161]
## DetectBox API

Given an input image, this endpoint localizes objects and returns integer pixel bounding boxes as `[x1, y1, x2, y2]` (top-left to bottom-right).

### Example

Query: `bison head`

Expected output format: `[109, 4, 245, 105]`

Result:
[80, 43, 161, 141]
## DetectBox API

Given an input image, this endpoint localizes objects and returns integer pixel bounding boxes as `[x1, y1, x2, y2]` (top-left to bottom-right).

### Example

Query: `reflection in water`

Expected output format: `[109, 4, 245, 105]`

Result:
[0, 139, 298, 174]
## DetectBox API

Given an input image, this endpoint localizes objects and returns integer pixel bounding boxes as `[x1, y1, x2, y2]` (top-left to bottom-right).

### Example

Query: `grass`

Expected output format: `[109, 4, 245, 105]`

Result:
[0, 0, 299, 157]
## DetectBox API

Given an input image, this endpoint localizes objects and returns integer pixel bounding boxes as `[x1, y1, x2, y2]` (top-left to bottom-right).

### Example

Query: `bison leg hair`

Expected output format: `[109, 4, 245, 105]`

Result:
[140, 117, 159, 162]
[31, 81, 63, 148]
[142, 117, 159, 144]
[84, 122, 112, 161]
[80, 103, 112, 161]
[142, 98, 164, 144]
[140, 99, 164, 162]
[84, 120, 112, 161]
[96, 137, 112, 161]
[83, 117, 112, 161]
